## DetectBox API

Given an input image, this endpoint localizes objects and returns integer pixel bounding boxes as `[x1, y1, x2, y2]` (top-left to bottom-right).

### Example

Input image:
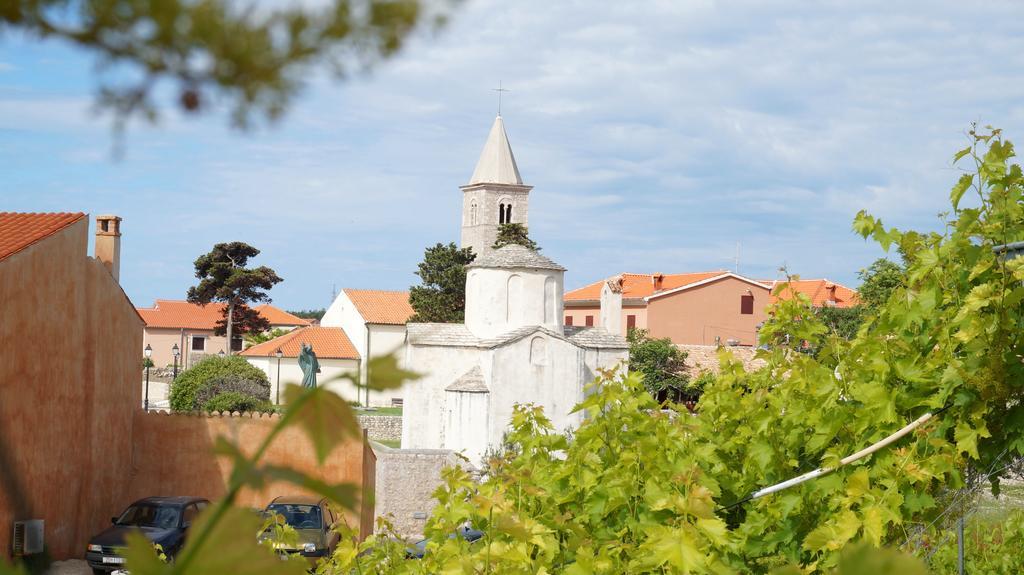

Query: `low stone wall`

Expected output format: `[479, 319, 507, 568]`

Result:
[372, 447, 471, 539]
[678, 344, 765, 377]
[358, 414, 402, 441]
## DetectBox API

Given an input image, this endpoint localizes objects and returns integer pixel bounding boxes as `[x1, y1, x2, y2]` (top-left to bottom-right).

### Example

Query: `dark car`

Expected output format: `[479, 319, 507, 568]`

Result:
[258, 495, 340, 565]
[85, 496, 209, 574]
[406, 525, 484, 559]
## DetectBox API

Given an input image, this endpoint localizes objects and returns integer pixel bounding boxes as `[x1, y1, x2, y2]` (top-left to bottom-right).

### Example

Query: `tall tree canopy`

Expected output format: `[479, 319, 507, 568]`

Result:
[857, 258, 907, 312]
[626, 328, 690, 402]
[1, 0, 457, 129]
[187, 242, 282, 354]
[409, 242, 475, 323]
[493, 223, 540, 251]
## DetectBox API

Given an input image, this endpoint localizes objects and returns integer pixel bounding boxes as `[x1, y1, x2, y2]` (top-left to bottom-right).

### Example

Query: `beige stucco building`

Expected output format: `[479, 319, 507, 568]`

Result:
[138, 300, 310, 369]
[565, 272, 858, 346]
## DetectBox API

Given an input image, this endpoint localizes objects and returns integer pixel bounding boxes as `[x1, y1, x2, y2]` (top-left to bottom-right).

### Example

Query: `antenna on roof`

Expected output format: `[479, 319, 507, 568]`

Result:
[734, 242, 741, 274]
[331, 283, 337, 303]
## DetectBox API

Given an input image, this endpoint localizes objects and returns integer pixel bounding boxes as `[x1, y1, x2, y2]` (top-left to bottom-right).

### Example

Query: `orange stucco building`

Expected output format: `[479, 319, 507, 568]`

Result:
[565, 271, 858, 346]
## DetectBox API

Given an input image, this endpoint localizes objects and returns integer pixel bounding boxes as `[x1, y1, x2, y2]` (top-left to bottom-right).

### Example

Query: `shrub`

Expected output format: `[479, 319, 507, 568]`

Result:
[194, 372, 271, 408]
[169, 355, 270, 411]
[626, 328, 689, 403]
[203, 391, 274, 414]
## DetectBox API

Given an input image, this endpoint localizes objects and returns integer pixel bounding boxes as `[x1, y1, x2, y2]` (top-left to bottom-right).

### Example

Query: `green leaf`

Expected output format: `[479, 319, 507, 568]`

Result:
[955, 422, 981, 459]
[150, 506, 307, 575]
[366, 353, 421, 391]
[952, 146, 972, 164]
[284, 384, 360, 463]
[950, 173, 974, 210]
[262, 465, 359, 510]
[121, 532, 170, 575]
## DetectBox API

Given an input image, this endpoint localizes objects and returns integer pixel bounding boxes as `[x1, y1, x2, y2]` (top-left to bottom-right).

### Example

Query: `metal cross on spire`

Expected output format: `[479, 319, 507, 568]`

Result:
[492, 81, 510, 116]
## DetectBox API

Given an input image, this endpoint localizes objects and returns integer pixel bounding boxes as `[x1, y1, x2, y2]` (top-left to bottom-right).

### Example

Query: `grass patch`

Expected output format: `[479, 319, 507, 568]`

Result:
[375, 439, 401, 449]
[356, 406, 403, 416]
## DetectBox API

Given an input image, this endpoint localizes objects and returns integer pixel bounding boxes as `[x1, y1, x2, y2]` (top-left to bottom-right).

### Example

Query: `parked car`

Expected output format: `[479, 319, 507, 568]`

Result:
[258, 495, 340, 565]
[85, 496, 209, 574]
[406, 525, 484, 559]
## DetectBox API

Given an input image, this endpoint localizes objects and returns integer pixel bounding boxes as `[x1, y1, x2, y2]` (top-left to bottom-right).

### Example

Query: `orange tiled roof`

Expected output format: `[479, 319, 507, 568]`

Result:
[564, 271, 728, 302]
[344, 289, 414, 325]
[137, 300, 309, 330]
[0, 212, 85, 261]
[253, 304, 311, 326]
[240, 326, 359, 360]
[768, 279, 859, 308]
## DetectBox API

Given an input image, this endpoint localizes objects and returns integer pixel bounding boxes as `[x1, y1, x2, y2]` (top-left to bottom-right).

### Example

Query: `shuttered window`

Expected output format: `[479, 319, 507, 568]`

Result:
[585, 315, 594, 327]
[565, 316, 573, 326]
[627, 315, 637, 329]
[741, 294, 755, 315]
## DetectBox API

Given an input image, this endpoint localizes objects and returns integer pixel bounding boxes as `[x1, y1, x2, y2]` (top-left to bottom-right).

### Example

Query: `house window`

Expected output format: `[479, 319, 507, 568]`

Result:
[627, 315, 636, 329]
[585, 315, 594, 327]
[741, 294, 755, 315]
[565, 315, 573, 326]
[231, 337, 243, 352]
[191, 336, 206, 351]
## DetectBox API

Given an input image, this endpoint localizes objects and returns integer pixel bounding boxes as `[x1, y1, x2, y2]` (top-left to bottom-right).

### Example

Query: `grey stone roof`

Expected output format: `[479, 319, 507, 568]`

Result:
[445, 366, 489, 393]
[407, 323, 627, 350]
[467, 244, 566, 271]
[563, 326, 630, 349]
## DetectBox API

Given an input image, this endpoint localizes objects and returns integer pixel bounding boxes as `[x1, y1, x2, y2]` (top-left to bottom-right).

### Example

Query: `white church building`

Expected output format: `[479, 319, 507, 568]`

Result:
[401, 116, 629, 463]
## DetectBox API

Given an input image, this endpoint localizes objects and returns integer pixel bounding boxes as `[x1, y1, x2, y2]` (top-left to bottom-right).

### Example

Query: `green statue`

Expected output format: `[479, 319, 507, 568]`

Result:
[298, 343, 320, 389]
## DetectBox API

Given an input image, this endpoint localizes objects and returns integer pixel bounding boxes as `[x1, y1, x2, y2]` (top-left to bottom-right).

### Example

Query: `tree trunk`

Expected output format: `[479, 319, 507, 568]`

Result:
[226, 300, 234, 356]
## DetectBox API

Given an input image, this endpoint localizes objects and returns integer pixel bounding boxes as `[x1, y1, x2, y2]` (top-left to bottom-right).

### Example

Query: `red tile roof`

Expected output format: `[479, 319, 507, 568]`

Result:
[344, 289, 414, 325]
[240, 326, 359, 360]
[137, 300, 310, 330]
[564, 271, 728, 302]
[0, 212, 85, 261]
[253, 305, 311, 326]
[767, 279, 859, 308]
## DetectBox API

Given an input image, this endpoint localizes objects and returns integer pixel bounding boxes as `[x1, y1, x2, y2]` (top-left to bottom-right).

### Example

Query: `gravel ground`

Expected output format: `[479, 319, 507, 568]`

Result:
[45, 559, 91, 575]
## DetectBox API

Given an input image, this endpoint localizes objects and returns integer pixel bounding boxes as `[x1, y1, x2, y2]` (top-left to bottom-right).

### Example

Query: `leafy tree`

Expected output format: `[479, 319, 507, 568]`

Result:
[857, 258, 906, 312]
[814, 305, 866, 340]
[1, 1, 457, 129]
[215, 302, 270, 339]
[287, 309, 326, 321]
[244, 327, 290, 347]
[409, 242, 475, 323]
[493, 223, 540, 251]
[187, 242, 282, 354]
[626, 328, 689, 403]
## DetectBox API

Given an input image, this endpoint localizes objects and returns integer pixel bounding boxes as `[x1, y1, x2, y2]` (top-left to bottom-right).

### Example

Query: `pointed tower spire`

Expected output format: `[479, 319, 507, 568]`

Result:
[468, 115, 523, 185]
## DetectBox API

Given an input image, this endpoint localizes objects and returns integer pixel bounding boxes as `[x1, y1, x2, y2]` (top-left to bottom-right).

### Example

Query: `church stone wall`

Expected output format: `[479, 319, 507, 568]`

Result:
[465, 267, 564, 339]
[401, 345, 489, 454]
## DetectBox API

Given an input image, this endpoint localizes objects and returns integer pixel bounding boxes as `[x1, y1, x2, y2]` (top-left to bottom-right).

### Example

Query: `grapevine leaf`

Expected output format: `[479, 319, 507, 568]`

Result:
[284, 384, 360, 464]
[950, 173, 974, 209]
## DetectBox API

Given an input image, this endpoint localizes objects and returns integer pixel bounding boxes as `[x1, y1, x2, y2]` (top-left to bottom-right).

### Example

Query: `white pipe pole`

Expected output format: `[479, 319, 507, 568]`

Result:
[749, 411, 936, 501]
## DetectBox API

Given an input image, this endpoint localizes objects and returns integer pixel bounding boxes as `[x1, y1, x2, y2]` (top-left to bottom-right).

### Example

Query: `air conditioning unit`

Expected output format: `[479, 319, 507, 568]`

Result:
[12, 519, 44, 556]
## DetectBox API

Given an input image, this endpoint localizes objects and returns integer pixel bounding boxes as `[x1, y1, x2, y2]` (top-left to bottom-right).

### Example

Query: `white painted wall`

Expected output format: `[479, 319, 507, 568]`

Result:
[401, 332, 628, 465]
[321, 291, 410, 406]
[465, 267, 564, 339]
[245, 356, 364, 405]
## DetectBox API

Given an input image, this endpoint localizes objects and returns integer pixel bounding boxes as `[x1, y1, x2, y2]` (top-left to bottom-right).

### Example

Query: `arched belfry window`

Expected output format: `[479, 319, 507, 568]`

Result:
[506, 203, 513, 223]
[498, 203, 506, 224]
[469, 201, 478, 226]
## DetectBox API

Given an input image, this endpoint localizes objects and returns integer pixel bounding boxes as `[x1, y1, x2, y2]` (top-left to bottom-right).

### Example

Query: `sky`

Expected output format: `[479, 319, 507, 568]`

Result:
[2, 0, 1024, 311]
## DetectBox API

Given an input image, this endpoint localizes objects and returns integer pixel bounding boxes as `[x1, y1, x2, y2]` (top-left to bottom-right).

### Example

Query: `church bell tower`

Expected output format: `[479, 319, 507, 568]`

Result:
[460, 115, 533, 257]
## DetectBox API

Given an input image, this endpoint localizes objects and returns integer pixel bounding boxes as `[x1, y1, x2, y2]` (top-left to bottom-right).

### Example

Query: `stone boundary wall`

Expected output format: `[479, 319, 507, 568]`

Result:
[372, 447, 472, 539]
[677, 344, 765, 377]
[132, 410, 376, 539]
[358, 414, 402, 441]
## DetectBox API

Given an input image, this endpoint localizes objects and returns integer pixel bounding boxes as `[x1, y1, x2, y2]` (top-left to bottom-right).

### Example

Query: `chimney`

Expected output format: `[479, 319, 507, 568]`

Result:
[652, 273, 664, 292]
[94, 215, 122, 282]
[825, 282, 837, 305]
[600, 275, 624, 335]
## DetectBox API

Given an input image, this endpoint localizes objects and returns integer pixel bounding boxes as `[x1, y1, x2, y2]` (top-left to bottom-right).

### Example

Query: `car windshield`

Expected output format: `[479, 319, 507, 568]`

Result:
[266, 504, 322, 530]
[115, 504, 180, 529]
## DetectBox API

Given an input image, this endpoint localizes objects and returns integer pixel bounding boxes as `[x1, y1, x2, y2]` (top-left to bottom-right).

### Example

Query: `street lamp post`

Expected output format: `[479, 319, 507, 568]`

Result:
[218, 349, 226, 358]
[172, 343, 180, 379]
[143, 344, 153, 411]
[275, 348, 283, 405]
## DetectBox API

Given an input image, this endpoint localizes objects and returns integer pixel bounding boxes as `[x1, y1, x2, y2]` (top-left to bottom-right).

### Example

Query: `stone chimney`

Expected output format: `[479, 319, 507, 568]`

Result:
[600, 275, 624, 335]
[94, 215, 122, 282]
[652, 273, 665, 292]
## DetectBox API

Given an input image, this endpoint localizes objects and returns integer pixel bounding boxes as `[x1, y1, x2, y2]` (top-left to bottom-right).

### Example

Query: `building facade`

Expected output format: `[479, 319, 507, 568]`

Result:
[565, 272, 858, 346]
[321, 288, 414, 407]
[138, 300, 310, 369]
